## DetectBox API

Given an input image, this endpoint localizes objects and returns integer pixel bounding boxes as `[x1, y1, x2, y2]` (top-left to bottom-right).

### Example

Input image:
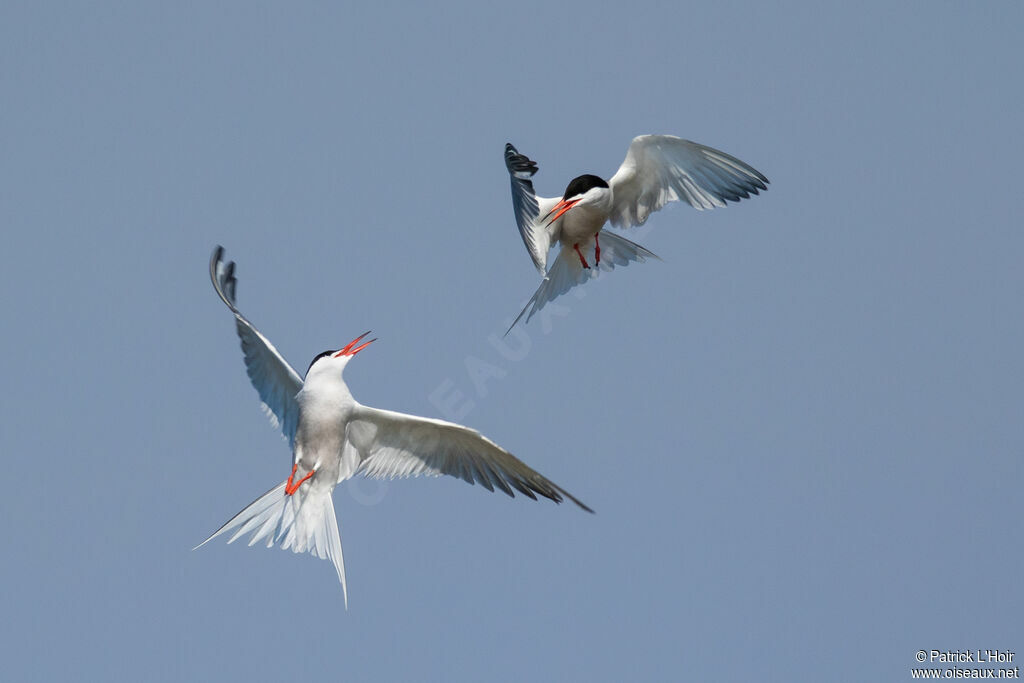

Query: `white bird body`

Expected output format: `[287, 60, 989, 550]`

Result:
[504, 135, 769, 332]
[555, 191, 611, 245]
[294, 364, 356, 480]
[198, 247, 591, 607]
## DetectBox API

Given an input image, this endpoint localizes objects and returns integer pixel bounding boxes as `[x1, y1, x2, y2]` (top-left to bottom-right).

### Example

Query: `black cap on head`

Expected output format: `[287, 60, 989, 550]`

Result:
[563, 174, 608, 199]
[306, 350, 338, 375]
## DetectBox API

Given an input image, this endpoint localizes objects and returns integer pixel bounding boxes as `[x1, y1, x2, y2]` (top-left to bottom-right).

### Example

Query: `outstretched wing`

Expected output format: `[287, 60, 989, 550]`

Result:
[505, 143, 560, 275]
[608, 135, 769, 228]
[346, 403, 593, 512]
[210, 246, 304, 447]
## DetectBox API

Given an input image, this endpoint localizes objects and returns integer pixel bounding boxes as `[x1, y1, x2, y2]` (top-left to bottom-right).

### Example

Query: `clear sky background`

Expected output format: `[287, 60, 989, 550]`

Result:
[2, 2, 1021, 681]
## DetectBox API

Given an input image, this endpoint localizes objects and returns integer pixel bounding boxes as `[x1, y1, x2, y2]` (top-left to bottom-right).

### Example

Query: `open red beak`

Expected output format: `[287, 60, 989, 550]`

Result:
[334, 331, 377, 357]
[543, 198, 581, 226]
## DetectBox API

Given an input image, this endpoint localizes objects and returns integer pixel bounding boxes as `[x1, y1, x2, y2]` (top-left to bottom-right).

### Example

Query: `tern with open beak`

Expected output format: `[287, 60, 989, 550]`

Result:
[504, 135, 769, 333]
[197, 246, 591, 607]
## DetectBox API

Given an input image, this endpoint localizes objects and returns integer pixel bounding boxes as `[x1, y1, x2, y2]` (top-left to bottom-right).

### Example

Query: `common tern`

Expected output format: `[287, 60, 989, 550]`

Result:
[197, 246, 591, 607]
[504, 135, 769, 332]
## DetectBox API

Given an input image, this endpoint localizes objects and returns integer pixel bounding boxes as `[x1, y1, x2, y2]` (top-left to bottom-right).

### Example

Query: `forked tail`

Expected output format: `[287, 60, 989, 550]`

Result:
[194, 482, 348, 607]
[505, 231, 660, 335]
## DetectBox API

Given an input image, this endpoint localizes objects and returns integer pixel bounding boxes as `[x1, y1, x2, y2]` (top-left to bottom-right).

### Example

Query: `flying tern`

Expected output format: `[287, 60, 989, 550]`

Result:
[504, 135, 769, 332]
[197, 246, 591, 606]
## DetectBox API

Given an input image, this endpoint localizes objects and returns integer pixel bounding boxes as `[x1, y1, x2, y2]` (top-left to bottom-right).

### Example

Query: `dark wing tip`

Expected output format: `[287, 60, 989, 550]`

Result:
[564, 490, 595, 514]
[542, 480, 595, 514]
[520, 470, 594, 514]
[505, 142, 539, 178]
[209, 245, 224, 285]
[209, 245, 239, 312]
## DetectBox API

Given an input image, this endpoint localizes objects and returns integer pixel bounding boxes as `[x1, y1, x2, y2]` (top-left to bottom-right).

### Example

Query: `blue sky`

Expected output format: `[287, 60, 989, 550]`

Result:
[2, 2, 1022, 681]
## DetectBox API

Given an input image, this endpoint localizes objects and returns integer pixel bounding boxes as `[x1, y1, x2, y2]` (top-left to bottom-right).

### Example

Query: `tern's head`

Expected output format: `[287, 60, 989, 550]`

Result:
[305, 331, 376, 377]
[562, 174, 609, 203]
[544, 174, 610, 226]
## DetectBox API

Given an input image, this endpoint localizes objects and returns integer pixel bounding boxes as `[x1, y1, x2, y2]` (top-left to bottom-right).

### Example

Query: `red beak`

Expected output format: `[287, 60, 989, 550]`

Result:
[334, 331, 377, 357]
[543, 198, 581, 226]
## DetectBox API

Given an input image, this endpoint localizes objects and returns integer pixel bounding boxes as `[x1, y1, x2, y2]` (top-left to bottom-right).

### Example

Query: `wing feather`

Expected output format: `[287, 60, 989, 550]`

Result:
[346, 404, 593, 512]
[210, 246, 304, 447]
[608, 135, 768, 228]
[505, 143, 560, 275]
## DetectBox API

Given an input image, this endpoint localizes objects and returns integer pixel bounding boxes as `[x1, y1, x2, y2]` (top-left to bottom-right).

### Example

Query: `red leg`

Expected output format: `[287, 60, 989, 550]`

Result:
[285, 464, 315, 495]
[573, 243, 590, 269]
[594, 234, 601, 266]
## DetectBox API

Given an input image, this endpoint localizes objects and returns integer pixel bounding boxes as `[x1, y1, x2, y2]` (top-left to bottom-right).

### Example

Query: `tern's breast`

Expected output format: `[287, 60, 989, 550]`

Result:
[294, 376, 354, 475]
[558, 204, 608, 244]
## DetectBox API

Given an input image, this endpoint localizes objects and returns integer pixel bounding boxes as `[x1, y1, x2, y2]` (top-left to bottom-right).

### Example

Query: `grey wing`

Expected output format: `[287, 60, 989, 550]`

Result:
[505, 143, 559, 275]
[607, 135, 769, 228]
[347, 403, 593, 512]
[210, 246, 304, 447]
